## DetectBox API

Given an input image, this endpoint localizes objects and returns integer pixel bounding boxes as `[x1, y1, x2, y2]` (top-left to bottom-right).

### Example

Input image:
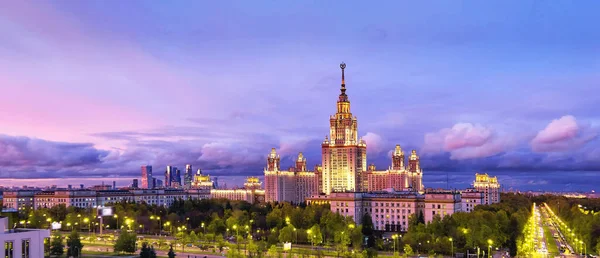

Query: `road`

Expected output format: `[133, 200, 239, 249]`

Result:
[540, 203, 576, 256]
[83, 245, 226, 258]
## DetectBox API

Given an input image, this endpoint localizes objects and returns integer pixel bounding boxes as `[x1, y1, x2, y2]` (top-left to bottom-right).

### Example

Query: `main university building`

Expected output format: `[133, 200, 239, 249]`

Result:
[264, 63, 500, 231]
[1, 63, 500, 233]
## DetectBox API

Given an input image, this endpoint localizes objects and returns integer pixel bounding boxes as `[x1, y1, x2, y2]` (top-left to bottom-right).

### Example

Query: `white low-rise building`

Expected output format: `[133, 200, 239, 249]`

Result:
[307, 189, 462, 232]
[460, 189, 484, 212]
[0, 217, 50, 258]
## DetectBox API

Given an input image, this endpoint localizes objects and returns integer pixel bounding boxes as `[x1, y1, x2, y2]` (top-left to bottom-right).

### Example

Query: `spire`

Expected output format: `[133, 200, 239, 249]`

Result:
[338, 62, 348, 102]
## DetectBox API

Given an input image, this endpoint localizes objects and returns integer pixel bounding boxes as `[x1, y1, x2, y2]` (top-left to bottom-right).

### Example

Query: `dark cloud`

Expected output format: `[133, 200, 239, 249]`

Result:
[0, 134, 108, 168]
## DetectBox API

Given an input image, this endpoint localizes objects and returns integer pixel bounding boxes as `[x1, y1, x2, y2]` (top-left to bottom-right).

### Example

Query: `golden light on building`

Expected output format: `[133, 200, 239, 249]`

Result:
[473, 173, 500, 204]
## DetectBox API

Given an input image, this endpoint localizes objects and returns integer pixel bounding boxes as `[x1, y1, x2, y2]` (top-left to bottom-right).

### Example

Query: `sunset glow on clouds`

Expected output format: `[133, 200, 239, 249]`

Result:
[1, 1, 599, 190]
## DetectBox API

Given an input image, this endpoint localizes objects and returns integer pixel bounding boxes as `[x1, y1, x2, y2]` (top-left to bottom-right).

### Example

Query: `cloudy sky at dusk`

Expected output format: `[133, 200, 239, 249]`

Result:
[1, 1, 599, 191]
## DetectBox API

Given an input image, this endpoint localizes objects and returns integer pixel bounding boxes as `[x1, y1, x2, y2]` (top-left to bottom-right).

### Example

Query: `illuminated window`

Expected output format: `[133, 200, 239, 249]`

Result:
[5, 241, 14, 258]
[22, 239, 30, 258]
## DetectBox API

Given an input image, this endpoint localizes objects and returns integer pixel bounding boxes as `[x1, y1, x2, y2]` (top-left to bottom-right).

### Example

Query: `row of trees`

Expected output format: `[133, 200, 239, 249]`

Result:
[534, 195, 600, 255]
[400, 193, 532, 257]
[47, 231, 84, 257]
[36, 193, 539, 257]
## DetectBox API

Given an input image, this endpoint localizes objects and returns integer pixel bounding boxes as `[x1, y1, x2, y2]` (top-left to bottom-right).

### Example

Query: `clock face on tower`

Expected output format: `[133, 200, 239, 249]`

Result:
[340, 62, 346, 69]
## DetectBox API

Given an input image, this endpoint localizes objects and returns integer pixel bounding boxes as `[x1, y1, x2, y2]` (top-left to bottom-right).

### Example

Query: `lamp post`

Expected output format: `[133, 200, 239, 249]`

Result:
[487, 239, 493, 258]
[293, 228, 297, 244]
[150, 215, 162, 235]
[114, 214, 119, 230]
[307, 229, 314, 252]
[83, 218, 90, 232]
[392, 234, 398, 253]
[201, 222, 205, 234]
[449, 237, 454, 257]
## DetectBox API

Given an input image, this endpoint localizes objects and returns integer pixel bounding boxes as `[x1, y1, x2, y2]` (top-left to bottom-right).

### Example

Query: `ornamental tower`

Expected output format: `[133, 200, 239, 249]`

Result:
[321, 63, 367, 194]
[295, 152, 307, 172]
[407, 150, 424, 192]
[266, 148, 280, 171]
[391, 145, 405, 170]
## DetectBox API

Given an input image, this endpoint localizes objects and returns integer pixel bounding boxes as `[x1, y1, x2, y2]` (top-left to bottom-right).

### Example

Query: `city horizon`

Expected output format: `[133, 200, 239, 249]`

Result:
[1, 1, 599, 192]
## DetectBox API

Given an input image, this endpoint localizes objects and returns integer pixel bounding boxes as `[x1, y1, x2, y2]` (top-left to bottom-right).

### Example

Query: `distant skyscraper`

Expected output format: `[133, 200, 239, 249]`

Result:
[132, 179, 139, 188]
[112, 181, 116, 190]
[175, 168, 182, 186]
[153, 178, 163, 188]
[321, 63, 367, 194]
[165, 166, 177, 188]
[184, 164, 193, 189]
[141, 165, 153, 189]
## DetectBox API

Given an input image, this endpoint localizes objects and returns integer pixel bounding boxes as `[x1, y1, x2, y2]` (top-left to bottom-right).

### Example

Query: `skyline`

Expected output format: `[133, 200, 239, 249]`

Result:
[1, 1, 599, 191]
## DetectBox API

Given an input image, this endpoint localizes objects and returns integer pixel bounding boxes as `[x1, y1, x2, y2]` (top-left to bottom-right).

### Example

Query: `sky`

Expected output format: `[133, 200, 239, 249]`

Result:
[0, 1, 599, 191]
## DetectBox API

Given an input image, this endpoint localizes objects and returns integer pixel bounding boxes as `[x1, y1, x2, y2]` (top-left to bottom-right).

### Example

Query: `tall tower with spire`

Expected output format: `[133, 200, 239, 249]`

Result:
[321, 63, 367, 194]
[407, 150, 424, 192]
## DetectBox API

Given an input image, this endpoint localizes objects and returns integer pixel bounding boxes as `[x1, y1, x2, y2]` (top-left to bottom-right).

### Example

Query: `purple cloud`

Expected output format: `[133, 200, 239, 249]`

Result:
[0, 134, 108, 168]
[422, 123, 512, 160]
[362, 132, 384, 154]
[530, 115, 598, 152]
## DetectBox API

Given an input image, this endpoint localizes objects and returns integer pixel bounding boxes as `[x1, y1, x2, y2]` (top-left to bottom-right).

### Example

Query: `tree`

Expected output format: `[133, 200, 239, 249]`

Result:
[66, 231, 83, 258]
[350, 225, 364, 250]
[334, 230, 351, 257]
[279, 224, 294, 243]
[168, 244, 176, 258]
[417, 211, 425, 225]
[49, 233, 64, 256]
[308, 224, 323, 246]
[114, 231, 137, 253]
[176, 231, 189, 252]
[361, 214, 375, 248]
[267, 245, 280, 258]
[189, 231, 199, 245]
[247, 240, 259, 258]
[140, 242, 157, 258]
[361, 214, 374, 236]
[403, 244, 413, 256]
[596, 241, 600, 257]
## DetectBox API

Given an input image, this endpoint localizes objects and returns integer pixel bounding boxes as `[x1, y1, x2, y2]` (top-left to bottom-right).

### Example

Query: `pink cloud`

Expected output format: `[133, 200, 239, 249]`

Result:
[530, 115, 597, 152]
[423, 123, 509, 160]
[362, 132, 384, 154]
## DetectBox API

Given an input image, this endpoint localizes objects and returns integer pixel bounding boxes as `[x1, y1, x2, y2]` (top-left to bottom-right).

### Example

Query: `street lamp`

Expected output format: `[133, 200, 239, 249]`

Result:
[307, 229, 314, 251]
[449, 237, 454, 257]
[114, 214, 119, 230]
[83, 218, 90, 232]
[201, 222, 205, 234]
[293, 228, 297, 244]
[487, 239, 493, 258]
[392, 234, 398, 253]
[150, 215, 163, 234]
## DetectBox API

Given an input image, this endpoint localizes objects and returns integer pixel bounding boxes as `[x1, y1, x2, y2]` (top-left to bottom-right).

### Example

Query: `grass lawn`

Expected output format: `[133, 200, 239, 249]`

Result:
[542, 224, 559, 255]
